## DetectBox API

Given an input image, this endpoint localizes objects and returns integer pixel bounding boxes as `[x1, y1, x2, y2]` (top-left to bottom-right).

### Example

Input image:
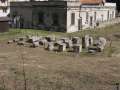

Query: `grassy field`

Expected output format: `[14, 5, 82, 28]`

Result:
[0, 23, 120, 39]
[0, 24, 120, 90]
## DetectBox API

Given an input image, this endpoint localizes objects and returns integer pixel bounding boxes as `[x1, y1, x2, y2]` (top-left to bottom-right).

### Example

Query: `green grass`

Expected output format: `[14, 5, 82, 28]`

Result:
[0, 23, 120, 40]
[0, 29, 64, 40]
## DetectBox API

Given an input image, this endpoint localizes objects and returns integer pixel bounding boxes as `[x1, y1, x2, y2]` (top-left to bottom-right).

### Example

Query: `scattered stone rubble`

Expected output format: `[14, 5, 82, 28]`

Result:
[7, 35, 107, 54]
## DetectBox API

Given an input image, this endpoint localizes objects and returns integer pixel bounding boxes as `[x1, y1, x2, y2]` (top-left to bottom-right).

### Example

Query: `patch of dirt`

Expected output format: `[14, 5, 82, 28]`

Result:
[0, 40, 119, 90]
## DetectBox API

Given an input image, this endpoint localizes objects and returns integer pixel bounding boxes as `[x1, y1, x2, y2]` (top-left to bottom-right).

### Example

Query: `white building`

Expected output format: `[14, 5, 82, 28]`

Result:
[10, 0, 116, 33]
[80, 2, 116, 29]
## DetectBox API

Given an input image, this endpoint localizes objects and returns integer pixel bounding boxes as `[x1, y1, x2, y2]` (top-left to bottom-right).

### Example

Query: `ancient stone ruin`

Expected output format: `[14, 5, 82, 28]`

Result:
[7, 35, 107, 54]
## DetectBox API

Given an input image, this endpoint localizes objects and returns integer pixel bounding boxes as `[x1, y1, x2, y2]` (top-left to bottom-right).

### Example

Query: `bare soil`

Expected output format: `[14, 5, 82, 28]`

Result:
[0, 39, 119, 90]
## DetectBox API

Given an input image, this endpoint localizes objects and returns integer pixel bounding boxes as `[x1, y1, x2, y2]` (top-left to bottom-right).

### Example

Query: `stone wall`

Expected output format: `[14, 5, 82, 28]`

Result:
[10, 3, 33, 28]
[32, 6, 67, 32]
[10, 1, 67, 31]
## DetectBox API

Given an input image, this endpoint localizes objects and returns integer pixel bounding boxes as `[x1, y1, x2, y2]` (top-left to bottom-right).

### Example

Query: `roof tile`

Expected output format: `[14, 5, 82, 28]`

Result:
[80, 0, 104, 4]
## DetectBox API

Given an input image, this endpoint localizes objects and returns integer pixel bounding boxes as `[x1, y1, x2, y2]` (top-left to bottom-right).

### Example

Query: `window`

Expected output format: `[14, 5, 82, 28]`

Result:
[78, 17, 82, 30]
[52, 13, 59, 26]
[94, 12, 96, 21]
[90, 16, 93, 26]
[3, 9, 7, 13]
[112, 11, 114, 18]
[38, 12, 44, 24]
[101, 14, 103, 21]
[2, 7, 7, 13]
[107, 11, 109, 20]
[86, 12, 89, 24]
[71, 13, 75, 25]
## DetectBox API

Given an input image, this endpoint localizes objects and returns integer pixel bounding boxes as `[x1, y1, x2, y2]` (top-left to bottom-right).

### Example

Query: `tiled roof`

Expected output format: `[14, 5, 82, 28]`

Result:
[80, 0, 104, 4]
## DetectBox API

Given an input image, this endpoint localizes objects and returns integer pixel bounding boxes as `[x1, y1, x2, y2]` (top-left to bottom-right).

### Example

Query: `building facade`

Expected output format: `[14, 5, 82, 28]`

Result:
[0, 0, 9, 17]
[106, 0, 120, 16]
[10, 0, 116, 33]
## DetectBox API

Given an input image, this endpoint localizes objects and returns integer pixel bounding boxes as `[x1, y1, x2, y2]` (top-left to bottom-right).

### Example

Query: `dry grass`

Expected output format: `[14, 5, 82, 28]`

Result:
[0, 24, 120, 90]
[0, 44, 120, 90]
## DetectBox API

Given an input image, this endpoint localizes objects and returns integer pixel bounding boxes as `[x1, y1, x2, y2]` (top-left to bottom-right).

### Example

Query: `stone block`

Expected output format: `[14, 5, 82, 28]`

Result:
[89, 36, 94, 46]
[45, 36, 56, 42]
[44, 42, 49, 50]
[98, 37, 107, 47]
[48, 42, 54, 51]
[39, 39, 47, 45]
[96, 37, 107, 52]
[72, 37, 80, 44]
[13, 38, 19, 43]
[32, 41, 39, 48]
[73, 44, 82, 53]
[29, 36, 41, 43]
[7, 40, 13, 44]
[88, 46, 98, 53]
[65, 40, 73, 48]
[55, 40, 63, 46]
[60, 38, 69, 43]
[58, 43, 67, 52]
[18, 37, 26, 41]
[82, 35, 90, 48]
[17, 41, 26, 46]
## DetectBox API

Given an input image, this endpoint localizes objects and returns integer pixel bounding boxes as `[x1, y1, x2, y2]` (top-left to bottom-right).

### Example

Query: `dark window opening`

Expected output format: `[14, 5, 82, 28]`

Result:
[94, 12, 96, 21]
[71, 13, 75, 25]
[101, 14, 103, 21]
[107, 11, 109, 20]
[86, 12, 89, 24]
[78, 17, 82, 30]
[2, 7, 7, 13]
[90, 16, 93, 26]
[112, 11, 114, 18]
